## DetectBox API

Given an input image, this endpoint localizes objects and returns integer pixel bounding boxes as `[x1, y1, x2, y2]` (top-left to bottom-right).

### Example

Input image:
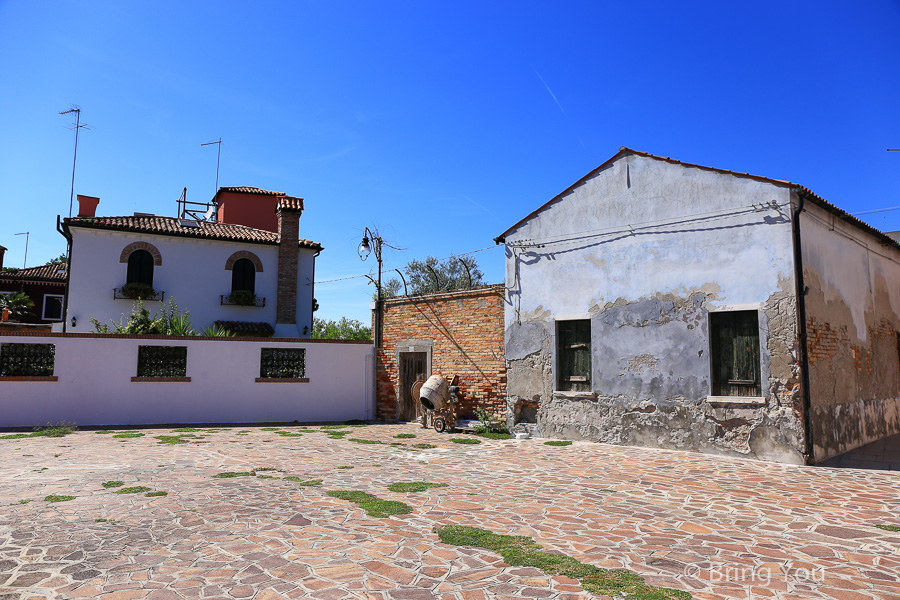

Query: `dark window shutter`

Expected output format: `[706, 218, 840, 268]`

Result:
[232, 258, 256, 293]
[710, 311, 761, 396]
[126, 250, 154, 286]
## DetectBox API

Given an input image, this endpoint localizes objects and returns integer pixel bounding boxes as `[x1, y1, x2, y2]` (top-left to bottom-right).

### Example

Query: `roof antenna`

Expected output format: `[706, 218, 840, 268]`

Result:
[59, 106, 91, 218]
[201, 138, 222, 195]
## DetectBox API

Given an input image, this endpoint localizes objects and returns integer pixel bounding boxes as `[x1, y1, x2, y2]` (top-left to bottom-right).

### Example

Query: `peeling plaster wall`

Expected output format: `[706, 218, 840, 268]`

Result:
[504, 154, 805, 463]
[800, 200, 900, 462]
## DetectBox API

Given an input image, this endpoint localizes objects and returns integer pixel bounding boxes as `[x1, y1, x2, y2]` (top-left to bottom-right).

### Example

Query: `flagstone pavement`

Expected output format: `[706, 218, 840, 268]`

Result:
[1, 423, 898, 600]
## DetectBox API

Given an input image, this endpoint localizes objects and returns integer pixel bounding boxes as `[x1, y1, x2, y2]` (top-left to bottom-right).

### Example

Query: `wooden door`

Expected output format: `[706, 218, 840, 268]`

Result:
[399, 352, 427, 421]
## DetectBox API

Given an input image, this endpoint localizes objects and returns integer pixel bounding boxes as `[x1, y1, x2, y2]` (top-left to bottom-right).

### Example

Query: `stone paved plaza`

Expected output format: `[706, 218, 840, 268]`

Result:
[1, 423, 899, 600]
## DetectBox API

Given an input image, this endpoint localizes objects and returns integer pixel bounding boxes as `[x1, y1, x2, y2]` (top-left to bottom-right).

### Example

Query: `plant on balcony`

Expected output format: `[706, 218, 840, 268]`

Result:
[121, 282, 156, 300]
[227, 289, 258, 306]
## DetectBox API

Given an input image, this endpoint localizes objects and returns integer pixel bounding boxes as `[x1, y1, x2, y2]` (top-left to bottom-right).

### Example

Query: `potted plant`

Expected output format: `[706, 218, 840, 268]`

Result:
[227, 289, 257, 306]
[121, 282, 156, 300]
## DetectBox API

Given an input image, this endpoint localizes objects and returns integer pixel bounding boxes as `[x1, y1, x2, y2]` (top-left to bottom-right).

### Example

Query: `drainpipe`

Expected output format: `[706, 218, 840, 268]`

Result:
[791, 190, 815, 464]
[57, 215, 72, 334]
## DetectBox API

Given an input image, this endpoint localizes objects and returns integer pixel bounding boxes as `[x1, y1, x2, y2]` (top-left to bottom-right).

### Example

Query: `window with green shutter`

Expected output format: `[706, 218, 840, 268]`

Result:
[557, 319, 591, 392]
[709, 311, 761, 397]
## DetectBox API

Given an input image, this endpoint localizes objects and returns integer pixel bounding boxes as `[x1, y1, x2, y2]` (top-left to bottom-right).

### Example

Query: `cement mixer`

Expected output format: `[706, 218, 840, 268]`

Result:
[417, 375, 459, 432]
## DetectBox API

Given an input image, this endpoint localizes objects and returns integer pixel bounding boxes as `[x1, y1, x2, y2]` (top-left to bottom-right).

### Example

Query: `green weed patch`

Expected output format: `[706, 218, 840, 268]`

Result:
[394, 433, 416, 439]
[348, 438, 382, 445]
[327, 490, 412, 518]
[212, 471, 254, 478]
[876, 524, 900, 532]
[435, 525, 690, 599]
[449, 438, 481, 445]
[284, 477, 322, 486]
[44, 495, 75, 503]
[101, 481, 124, 489]
[145, 491, 168, 497]
[116, 486, 152, 494]
[388, 481, 448, 493]
[544, 440, 573, 446]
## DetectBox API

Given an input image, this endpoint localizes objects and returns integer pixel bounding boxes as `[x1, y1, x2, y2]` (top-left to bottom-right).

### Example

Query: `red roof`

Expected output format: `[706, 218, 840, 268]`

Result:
[64, 215, 322, 250]
[496, 147, 896, 249]
[0, 264, 68, 283]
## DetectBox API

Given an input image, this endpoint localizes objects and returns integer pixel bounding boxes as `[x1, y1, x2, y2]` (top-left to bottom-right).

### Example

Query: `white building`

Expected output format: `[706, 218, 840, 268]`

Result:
[60, 188, 321, 338]
[496, 147, 900, 464]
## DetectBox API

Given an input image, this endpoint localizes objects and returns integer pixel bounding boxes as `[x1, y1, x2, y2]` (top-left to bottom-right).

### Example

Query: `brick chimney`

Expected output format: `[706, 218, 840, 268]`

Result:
[77, 195, 100, 217]
[275, 196, 305, 325]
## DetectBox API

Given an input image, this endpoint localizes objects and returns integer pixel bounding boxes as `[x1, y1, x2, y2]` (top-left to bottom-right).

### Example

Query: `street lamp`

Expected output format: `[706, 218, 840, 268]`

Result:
[359, 227, 384, 348]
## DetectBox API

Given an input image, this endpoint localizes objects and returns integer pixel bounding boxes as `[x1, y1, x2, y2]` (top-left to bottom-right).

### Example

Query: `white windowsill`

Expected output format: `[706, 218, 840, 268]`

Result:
[553, 390, 598, 400]
[707, 396, 766, 405]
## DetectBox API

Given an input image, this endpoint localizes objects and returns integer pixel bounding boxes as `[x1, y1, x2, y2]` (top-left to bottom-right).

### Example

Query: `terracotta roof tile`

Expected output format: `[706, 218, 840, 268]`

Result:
[277, 196, 304, 211]
[64, 215, 322, 250]
[218, 186, 285, 196]
[213, 321, 275, 337]
[0, 264, 68, 282]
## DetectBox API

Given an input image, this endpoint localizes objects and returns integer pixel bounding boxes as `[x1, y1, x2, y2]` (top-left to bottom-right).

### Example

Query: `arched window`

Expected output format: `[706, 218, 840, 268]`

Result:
[127, 249, 154, 286]
[231, 258, 255, 293]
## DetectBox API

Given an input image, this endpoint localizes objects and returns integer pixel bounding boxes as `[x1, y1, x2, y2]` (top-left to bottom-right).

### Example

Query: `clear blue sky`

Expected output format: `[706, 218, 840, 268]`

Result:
[1, 1, 898, 323]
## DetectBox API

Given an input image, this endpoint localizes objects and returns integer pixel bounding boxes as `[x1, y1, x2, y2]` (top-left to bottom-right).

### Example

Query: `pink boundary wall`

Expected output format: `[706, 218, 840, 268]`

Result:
[0, 332, 374, 427]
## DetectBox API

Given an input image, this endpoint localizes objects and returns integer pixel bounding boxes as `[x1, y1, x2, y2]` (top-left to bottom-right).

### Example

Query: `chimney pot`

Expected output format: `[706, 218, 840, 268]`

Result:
[77, 195, 100, 218]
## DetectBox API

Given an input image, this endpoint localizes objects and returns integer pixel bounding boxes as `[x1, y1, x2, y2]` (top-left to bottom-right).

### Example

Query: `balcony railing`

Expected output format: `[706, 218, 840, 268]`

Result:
[113, 287, 165, 301]
[220, 294, 266, 307]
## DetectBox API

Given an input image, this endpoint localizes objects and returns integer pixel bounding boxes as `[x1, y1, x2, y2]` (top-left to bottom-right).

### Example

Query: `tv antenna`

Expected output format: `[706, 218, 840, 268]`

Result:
[59, 106, 91, 218]
[201, 138, 222, 194]
[14, 232, 29, 269]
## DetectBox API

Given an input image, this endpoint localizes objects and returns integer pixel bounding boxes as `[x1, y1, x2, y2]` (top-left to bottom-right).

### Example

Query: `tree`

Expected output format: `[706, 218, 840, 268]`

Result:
[381, 255, 484, 298]
[44, 253, 68, 266]
[311, 317, 371, 340]
[0, 292, 35, 321]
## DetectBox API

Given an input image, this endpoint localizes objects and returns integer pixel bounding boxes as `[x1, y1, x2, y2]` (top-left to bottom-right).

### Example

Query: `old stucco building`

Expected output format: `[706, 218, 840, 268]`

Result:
[496, 147, 900, 464]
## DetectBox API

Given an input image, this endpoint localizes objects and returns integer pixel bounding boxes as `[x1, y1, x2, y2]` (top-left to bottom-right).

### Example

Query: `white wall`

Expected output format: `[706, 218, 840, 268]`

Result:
[65, 228, 299, 335]
[0, 333, 373, 426]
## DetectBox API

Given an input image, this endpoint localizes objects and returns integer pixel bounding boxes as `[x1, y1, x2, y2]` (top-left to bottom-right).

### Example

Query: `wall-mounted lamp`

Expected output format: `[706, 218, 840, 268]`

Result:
[70, 316, 77, 328]
[302, 325, 309, 336]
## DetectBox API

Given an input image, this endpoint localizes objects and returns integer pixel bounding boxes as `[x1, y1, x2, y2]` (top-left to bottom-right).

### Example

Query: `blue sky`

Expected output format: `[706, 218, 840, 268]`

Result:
[1, 1, 898, 323]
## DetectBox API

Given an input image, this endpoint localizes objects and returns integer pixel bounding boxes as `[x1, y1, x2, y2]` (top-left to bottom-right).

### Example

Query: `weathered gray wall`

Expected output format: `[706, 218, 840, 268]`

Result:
[503, 154, 806, 463]
[800, 200, 900, 461]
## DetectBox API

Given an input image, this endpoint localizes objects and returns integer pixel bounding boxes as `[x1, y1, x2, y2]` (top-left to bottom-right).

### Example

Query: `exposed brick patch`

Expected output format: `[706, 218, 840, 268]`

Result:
[375, 285, 506, 422]
[224, 251, 264, 272]
[119, 241, 162, 266]
[807, 317, 898, 377]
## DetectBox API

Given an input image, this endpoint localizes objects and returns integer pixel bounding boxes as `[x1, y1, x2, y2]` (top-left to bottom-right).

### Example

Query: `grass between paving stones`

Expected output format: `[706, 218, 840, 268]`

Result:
[394, 433, 416, 439]
[599, 489, 618, 493]
[94, 430, 113, 434]
[327, 491, 412, 517]
[277, 431, 303, 437]
[260, 427, 282, 431]
[116, 486, 152, 494]
[449, 438, 481, 445]
[10, 499, 32, 505]
[876, 524, 900, 532]
[155, 434, 200, 444]
[44, 495, 75, 503]
[101, 481, 124, 489]
[388, 481, 449, 493]
[283, 477, 322, 486]
[413, 443, 436, 449]
[435, 525, 690, 599]
[544, 440, 573, 446]
[145, 491, 168, 497]
[212, 471, 255, 478]
[172, 427, 202, 432]
[336, 465, 353, 469]
[345, 419, 368, 426]
[477, 431, 515, 440]
[348, 438, 382, 445]
[95, 518, 118, 523]
[0, 423, 78, 440]
[113, 432, 144, 438]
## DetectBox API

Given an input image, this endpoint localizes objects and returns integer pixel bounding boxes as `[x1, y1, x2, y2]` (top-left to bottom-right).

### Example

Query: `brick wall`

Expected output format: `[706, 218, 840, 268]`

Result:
[375, 284, 506, 422]
[275, 208, 300, 324]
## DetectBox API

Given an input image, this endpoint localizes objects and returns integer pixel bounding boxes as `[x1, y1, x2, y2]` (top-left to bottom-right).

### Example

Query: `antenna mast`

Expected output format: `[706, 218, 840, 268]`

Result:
[59, 106, 90, 218]
[201, 138, 222, 194]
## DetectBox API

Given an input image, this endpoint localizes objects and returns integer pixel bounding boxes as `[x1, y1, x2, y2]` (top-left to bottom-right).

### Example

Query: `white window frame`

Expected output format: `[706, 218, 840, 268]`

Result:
[706, 305, 765, 405]
[42, 294, 65, 321]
